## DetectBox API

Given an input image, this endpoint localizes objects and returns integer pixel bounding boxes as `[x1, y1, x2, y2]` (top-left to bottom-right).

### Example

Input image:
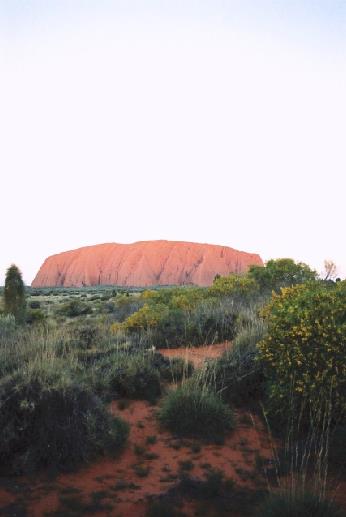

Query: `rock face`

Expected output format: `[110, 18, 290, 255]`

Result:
[32, 240, 263, 288]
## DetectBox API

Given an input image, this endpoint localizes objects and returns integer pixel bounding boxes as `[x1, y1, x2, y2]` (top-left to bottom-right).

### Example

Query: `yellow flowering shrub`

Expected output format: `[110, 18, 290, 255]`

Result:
[257, 281, 346, 420]
[209, 274, 259, 299]
[116, 302, 169, 331]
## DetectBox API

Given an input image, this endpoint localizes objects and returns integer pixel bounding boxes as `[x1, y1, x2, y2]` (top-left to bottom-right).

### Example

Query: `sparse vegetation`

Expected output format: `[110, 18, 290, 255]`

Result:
[0, 260, 345, 515]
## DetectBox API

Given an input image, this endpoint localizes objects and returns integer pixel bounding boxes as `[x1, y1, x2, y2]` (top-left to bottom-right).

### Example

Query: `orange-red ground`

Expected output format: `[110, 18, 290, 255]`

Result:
[0, 344, 344, 516]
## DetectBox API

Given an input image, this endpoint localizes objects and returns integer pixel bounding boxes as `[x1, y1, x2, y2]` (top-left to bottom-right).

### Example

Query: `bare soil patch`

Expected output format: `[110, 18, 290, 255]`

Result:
[0, 344, 279, 516]
[159, 341, 231, 368]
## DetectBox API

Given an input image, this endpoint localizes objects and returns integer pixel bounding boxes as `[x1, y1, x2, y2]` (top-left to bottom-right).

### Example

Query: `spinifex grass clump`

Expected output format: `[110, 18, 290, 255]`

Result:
[211, 316, 266, 407]
[159, 381, 235, 441]
[0, 362, 129, 474]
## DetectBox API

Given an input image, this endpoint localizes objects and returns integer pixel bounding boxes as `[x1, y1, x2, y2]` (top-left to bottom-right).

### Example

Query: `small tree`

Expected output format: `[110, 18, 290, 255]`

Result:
[4, 264, 26, 324]
[248, 258, 317, 294]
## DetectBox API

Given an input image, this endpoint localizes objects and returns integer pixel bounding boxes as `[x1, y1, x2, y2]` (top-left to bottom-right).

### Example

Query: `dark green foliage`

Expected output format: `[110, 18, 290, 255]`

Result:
[86, 351, 193, 403]
[248, 258, 317, 295]
[159, 383, 234, 441]
[0, 365, 129, 473]
[89, 353, 162, 402]
[58, 300, 92, 318]
[256, 492, 343, 517]
[108, 362, 161, 402]
[4, 264, 26, 324]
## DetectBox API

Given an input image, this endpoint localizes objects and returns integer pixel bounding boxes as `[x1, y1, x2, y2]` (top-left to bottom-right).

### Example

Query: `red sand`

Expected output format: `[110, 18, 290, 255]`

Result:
[159, 341, 231, 367]
[0, 343, 344, 516]
[19, 402, 271, 517]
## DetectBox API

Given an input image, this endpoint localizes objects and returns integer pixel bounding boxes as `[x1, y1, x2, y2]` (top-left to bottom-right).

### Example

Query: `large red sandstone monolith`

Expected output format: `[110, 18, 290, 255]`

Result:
[32, 240, 263, 287]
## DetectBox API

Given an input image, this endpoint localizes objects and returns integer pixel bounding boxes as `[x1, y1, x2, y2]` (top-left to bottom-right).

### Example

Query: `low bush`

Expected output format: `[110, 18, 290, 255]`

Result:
[256, 491, 343, 517]
[0, 363, 129, 473]
[88, 352, 162, 402]
[159, 382, 234, 441]
[58, 300, 92, 318]
[111, 360, 161, 402]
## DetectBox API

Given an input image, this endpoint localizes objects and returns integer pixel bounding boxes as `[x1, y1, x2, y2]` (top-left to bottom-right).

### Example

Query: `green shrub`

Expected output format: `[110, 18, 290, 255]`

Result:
[248, 258, 317, 295]
[258, 282, 346, 424]
[88, 352, 162, 402]
[159, 383, 234, 441]
[209, 274, 259, 302]
[257, 492, 343, 517]
[111, 361, 161, 402]
[0, 363, 129, 473]
[58, 300, 92, 318]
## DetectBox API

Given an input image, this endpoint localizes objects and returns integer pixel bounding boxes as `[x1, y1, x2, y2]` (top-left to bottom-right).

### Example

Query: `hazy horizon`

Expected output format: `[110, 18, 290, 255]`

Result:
[1, 1, 346, 284]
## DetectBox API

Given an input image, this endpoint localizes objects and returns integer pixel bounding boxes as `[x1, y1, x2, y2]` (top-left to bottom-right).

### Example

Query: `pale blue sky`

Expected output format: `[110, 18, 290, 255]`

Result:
[1, 1, 345, 283]
[2, 1, 346, 37]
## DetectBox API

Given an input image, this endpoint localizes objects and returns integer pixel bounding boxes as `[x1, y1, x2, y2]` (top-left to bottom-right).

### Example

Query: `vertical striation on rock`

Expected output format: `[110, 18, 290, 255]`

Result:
[31, 240, 263, 287]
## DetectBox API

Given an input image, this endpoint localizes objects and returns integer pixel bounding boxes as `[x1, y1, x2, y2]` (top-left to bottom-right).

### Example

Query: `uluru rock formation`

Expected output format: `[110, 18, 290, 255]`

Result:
[32, 240, 263, 288]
